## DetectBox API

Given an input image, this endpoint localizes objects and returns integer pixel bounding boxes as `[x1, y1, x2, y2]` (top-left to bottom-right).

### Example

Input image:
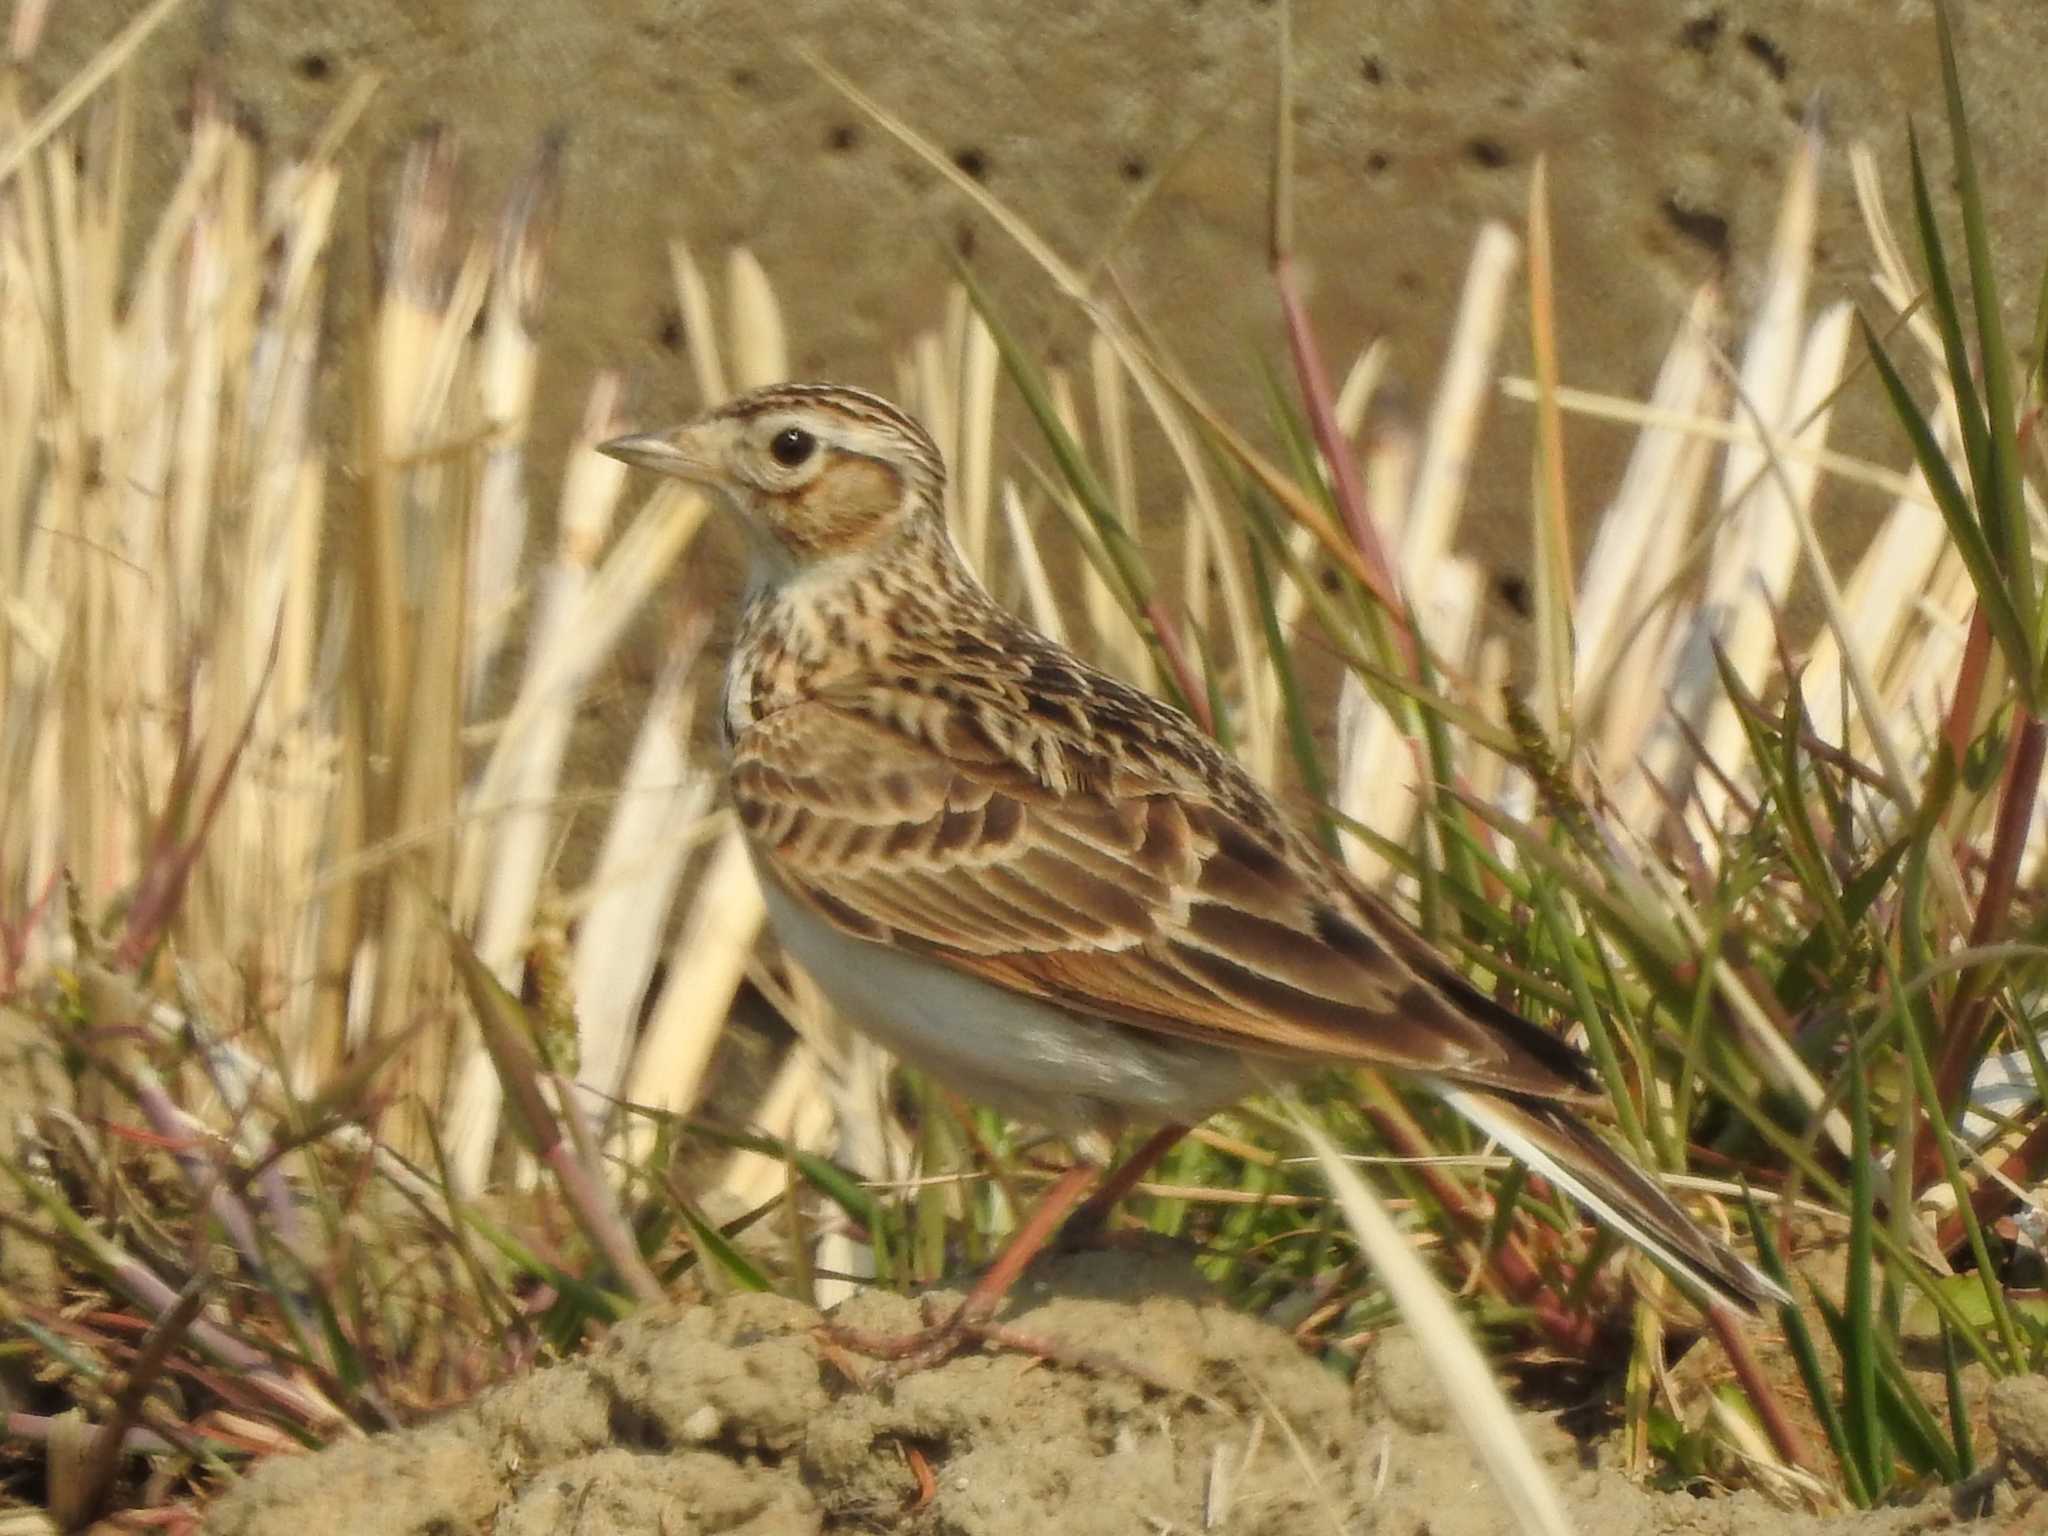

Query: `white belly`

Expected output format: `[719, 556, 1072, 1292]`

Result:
[756, 866, 1258, 1132]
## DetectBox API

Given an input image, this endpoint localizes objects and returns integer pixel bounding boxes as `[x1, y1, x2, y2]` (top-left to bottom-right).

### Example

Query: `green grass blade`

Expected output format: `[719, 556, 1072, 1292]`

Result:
[1893, 826, 2022, 1363]
[1869, 1309, 1964, 1482]
[1526, 874, 1646, 1156]
[1812, 1291, 1963, 1484]
[1862, 317, 2035, 696]
[2031, 247, 2048, 403]
[1942, 1317, 1977, 1479]
[1245, 505, 1334, 851]
[675, 1196, 773, 1294]
[1904, 123, 1991, 531]
[1932, 0, 2035, 645]
[1743, 1183, 1869, 1505]
[1844, 1016, 1884, 1496]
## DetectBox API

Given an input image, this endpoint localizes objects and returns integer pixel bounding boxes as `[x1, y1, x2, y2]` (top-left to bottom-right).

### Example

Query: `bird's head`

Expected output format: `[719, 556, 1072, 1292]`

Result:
[599, 383, 948, 585]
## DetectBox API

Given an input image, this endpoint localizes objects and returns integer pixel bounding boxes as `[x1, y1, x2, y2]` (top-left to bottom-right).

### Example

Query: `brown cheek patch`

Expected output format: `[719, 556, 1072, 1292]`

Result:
[771, 453, 904, 559]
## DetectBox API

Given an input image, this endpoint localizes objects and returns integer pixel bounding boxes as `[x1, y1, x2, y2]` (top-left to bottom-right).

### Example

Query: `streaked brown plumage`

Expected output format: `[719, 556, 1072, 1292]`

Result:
[600, 382, 1786, 1322]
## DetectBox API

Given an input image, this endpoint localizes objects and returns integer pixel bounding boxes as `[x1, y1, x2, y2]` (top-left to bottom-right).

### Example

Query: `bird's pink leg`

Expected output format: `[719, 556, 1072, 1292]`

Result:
[1062, 1123, 1189, 1242]
[822, 1126, 1194, 1378]
[822, 1160, 1101, 1373]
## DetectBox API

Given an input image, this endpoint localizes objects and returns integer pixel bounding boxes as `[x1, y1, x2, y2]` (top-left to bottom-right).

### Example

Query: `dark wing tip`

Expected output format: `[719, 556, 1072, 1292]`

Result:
[1436, 1086, 1791, 1314]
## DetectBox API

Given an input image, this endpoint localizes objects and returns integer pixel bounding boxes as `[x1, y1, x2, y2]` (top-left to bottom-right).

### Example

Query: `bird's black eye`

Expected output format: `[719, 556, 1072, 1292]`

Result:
[768, 426, 816, 467]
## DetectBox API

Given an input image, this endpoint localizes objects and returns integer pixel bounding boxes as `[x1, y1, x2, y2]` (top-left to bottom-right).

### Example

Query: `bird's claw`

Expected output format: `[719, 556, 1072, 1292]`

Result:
[816, 1295, 991, 1381]
[817, 1293, 1182, 1393]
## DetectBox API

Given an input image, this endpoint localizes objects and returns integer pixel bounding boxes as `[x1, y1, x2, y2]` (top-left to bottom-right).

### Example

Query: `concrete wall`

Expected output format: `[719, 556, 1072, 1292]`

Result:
[35, 0, 2048, 586]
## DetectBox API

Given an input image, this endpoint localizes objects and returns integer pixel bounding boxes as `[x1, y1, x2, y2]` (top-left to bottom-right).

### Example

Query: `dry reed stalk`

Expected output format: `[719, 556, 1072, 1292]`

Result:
[1294, 1106, 1575, 1536]
[1405, 223, 1518, 601]
[566, 641, 712, 1119]
[1637, 130, 1819, 835]
[902, 330, 951, 508]
[1116, 344, 1264, 772]
[1001, 481, 1067, 645]
[1179, 498, 1210, 661]
[1760, 303, 1910, 795]
[1090, 332, 1138, 559]
[1524, 158, 1575, 738]
[726, 247, 788, 388]
[447, 373, 633, 1186]
[465, 137, 560, 712]
[0, 0, 179, 189]
[1015, 365, 1139, 688]
[361, 130, 485, 1155]
[955, 313, 999, 573]
[0, 25, 829, 1207]
[1334, 417, 1418, 883]
[669, 239, 726, 406]
[1332, 340, 1388, 436]
[1326, 229, 1512, 880]
[719, 1043, 837, 1210]
[1571, 282, 1723, 769]
[618, 823, 764, 1164]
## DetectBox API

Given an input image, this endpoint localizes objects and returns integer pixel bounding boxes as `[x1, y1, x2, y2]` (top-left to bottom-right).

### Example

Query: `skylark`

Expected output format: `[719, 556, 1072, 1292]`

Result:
[600, 381, 1786, 1359]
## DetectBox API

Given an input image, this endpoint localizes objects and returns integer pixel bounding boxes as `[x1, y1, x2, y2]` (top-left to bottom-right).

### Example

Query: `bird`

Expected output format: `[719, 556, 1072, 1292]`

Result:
[598, 381, 1787, 1365]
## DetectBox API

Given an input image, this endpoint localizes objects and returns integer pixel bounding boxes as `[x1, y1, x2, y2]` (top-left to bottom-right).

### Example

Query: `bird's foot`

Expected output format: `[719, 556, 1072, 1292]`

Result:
[818, 1293, 1184, 1392]
[817, 1294, 985, 1379]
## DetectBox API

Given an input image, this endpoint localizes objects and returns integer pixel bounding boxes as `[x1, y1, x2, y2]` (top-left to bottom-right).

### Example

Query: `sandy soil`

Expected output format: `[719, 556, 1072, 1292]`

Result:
[201, 1246, 2046, 1536]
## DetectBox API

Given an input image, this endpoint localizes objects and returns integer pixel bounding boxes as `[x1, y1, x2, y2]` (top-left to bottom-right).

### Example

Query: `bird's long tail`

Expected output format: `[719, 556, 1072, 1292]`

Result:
[1432, 1084, 1791, 1313]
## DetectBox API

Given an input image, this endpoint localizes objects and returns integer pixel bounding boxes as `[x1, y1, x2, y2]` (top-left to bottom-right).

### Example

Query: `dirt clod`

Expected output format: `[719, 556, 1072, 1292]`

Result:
[1989, 1373, 2048, 1490]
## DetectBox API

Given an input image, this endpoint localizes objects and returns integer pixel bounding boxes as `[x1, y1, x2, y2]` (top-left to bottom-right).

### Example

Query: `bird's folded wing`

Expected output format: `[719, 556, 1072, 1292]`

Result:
[731, 698, 1596, 1100]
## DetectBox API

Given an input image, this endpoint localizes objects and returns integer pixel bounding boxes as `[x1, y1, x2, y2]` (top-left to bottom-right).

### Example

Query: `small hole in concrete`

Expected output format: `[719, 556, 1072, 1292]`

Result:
[1678, 11, 1723, 53]
[1659, 194, 1731, 258]
[1360, 55, 1384, 85]
[1740, 29, 1789, 80]
[1465, 138, 1510, 170]
[952, 146, 990, 181]
[294, 52, 331, 82]
[1119, 156, 1148, 182]
[826, 123, 859, 152]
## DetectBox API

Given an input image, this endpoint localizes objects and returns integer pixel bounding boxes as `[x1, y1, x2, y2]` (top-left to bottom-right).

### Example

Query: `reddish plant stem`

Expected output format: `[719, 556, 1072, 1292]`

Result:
[6, 1413, 182, 1457]
[115, 623, 278, 972]
[1920, 709, 2047, 1187]
[1272, 256, 1401, 614]
[1273, 256, 1421, 684]
[1067, 1123, 1187, 1235]
[1705, 1301, 1821, 1478]
[1940, 605, 1994, 775]
[0, 868, 59, 994]
[546, 1072, 666, 1308]
[1934, 1114, 2048, 1256]
[1144, 597, 1212, 734]
[75, 1281, 213, 1527]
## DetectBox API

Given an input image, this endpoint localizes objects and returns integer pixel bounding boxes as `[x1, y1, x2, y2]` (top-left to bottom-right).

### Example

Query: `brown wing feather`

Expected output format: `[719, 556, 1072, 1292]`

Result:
[732, 696, 1599, 1104]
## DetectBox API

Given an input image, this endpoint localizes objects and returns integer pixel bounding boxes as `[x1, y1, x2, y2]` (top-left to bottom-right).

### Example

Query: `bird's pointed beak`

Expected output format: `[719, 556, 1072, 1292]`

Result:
[596, 424, 718, 483]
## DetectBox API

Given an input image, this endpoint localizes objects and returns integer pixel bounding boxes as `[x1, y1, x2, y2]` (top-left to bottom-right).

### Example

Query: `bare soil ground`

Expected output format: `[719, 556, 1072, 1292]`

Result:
[201, 1247, 2048, 1535]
